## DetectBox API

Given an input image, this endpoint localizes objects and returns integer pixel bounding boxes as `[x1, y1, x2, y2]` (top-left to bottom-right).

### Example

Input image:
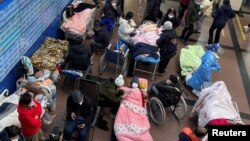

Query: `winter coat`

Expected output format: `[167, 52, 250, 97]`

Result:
[212, 4, 235, 28]
[187, 50, 221, 91]
[100, 79, 122, 103]
[158, 14, 180, 29]
[102, 3, 121, 20]
[17, 100, 42, 136]
[94, 27, 110, 48]
[185, 1, 200, 25]
[180, 0, 191, 5]
[156, 29, 177, 56]
[66, 93, 95, 124]
[146, 0, 162, 16]
[118, 18, 135, 42]
[132, 42, 159, 59]
[155, 80, 181, 106]
[66, 45, 91, 71]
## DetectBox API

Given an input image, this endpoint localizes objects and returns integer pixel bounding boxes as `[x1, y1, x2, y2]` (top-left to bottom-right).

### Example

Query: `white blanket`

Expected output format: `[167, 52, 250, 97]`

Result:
[190, 81, 243, 126]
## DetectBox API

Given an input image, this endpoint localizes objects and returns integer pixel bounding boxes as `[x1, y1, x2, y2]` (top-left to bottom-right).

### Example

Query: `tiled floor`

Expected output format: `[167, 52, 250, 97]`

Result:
[42, 0, 250, 141]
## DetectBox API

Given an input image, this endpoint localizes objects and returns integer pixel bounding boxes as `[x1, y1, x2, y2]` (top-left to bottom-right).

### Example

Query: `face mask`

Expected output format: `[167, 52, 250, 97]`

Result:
[168, 14, 174, 19]
[79, 100, 83, 105]
[194, 0, 202, 5]
[11, 138, 19, 141]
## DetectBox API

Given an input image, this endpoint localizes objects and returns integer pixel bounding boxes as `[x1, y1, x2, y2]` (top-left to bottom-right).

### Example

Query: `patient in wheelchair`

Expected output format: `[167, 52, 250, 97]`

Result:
[154, 74, 182, 107]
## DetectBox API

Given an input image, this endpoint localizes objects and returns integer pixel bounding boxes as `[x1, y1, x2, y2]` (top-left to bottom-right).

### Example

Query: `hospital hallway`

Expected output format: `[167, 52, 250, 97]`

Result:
[42, 0, 250, 141]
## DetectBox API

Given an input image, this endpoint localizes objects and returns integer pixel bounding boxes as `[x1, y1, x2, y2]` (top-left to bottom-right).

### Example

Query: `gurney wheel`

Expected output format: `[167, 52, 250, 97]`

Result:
[172, 96, 187, 120]
[148, 97, 166, 125]
[99, 53, 107, 75]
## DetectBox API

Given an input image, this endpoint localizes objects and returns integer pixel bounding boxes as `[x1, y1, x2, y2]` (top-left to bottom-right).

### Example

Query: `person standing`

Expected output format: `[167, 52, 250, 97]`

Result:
[194, 0, 213, 34]
[17, 93, 43, 141]
[144, 0, 163, 23]
[207, 0, 235, 45]
[178, 0, 191, 22]
[157, 21, 178, 74]
[158, 8, 180, 29]
[63, 90, 95, 141]
[180, 0, 202, 45]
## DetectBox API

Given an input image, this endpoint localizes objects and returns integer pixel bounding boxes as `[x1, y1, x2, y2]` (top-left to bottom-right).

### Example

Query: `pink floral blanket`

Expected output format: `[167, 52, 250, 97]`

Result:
[114, 87, 153, 141]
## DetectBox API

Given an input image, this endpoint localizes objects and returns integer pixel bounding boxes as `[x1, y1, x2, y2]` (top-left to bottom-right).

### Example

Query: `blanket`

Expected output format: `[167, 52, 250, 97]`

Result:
[62, 8, 93, 35]
[114, 87, 153, 141]
[131, 22, 160, 46]
[180, 45, 205, 76]
[0, 93, 20, 132]
[190, 81, 243, 126]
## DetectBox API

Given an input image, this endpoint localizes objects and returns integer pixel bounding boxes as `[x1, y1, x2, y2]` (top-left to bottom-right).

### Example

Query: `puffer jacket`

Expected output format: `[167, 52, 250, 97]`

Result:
[212, 4, 235, 28]
[156, 29, 177, 55]
[118, 18, 135, 42]
[155, 80, 182, 106]
[67, 45, 91, 71]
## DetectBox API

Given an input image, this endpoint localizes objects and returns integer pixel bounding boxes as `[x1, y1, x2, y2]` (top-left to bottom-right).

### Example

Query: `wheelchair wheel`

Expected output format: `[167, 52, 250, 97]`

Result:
[148, 97, 166, 125]
[98, 53, 107, 75]
[172, 96, 187, 120]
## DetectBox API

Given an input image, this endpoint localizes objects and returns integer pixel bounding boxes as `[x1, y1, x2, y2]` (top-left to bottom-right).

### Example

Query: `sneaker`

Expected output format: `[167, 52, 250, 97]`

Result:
[183, 40, 189, 45]
[194, 30, 201, 34]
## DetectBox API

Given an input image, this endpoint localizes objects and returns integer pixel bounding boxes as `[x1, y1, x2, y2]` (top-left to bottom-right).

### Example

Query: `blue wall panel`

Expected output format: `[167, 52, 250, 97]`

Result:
[0, 0, 73, 93]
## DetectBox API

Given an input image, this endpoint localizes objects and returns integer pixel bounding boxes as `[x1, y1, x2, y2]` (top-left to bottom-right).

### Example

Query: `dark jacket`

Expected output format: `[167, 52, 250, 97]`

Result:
[145, 0, 163, 22]
[132, 42, 159, 59]
[155, 80, 181, 106]
[94, 27, 110, 47]
[67, 45, 91, 71]
[185, 1, 200, 25]
[158, 14, 180, 29]
[157, 29, 177, 55]
[102, 2, 121, 20]
[212, 4, 235, 28]
[66, 93, 95, 124]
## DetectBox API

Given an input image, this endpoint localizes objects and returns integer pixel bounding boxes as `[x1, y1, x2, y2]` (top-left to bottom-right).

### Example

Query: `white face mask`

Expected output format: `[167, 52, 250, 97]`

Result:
[11, 138, 19, 141]
[168, 14, 174, 19]
[194, 0, 203, 5]
[79, 99, 83, 105]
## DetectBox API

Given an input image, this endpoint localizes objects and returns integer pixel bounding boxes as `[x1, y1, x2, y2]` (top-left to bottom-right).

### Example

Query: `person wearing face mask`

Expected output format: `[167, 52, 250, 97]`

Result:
[63, 89, 95, 141]
[180, 0, 202, 45]
[17, 93, 43, 141]
[158, 8, 180, 29]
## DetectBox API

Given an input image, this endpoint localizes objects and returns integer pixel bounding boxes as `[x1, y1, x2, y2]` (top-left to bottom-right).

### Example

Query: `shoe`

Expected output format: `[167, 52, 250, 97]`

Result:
[98, 116, 108, 125]
[97, 122, 109, 131]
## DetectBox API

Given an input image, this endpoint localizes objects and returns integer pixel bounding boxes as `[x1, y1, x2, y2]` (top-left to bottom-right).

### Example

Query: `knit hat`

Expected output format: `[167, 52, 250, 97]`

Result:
[131, 77, 139, 88]
[163, 21, 173, 30]
[169, 75, 179, 84]
[115, 75, 125, 87]
[71, 89, 83, 104]
[223, 0, 230, 5]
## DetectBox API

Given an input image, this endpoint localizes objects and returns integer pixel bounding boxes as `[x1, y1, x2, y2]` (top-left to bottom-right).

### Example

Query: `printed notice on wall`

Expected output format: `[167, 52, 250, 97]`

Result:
[230, 0, 243, 11]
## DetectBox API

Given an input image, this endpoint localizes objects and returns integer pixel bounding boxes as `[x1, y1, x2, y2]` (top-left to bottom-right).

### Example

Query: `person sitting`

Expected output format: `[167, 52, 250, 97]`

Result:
[90, 21, 111, 62]
[158, 8, 180, 29]
[118, 11, 137, 45]
[155, 74, 182, 107]
[63, 89, 95, 141]
[179, 126, 207, 141]
[65, 41, 92, 69]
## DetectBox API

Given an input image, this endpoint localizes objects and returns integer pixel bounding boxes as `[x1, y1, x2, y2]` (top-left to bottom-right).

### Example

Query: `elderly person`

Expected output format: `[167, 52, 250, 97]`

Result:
[63, 90, 95, 141]
[157, 21, 178, 74]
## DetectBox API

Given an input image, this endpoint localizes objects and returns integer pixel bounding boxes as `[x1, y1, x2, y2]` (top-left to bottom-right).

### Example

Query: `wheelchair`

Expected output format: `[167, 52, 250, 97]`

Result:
[147, 84, 187, 125]
[98, 42, 129, 76]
